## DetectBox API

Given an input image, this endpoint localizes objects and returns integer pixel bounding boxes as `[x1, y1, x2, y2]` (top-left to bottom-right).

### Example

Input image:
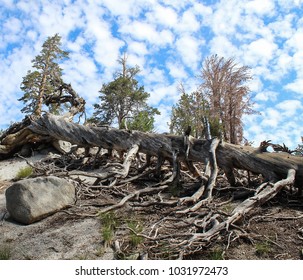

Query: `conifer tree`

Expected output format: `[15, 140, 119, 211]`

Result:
[19, 34, 69, 116]
[169, 85, 212, 138]
[92, 54, 159, 131]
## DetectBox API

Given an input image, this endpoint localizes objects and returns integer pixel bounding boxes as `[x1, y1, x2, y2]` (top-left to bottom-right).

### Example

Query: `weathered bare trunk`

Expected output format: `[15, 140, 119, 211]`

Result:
[1, 113, 302, 192]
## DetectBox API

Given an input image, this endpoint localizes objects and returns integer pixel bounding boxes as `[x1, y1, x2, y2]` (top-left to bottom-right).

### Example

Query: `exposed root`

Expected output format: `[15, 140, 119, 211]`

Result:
[179, 138, 220, 208]
[174, 168, 296, 255]
[106, 144, 139, 178]
[97, 184, 170, 215]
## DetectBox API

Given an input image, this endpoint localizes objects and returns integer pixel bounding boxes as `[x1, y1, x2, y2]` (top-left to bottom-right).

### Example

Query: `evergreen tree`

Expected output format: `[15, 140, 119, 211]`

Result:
[19, 34, 69, 116]
[93, 54, 159, 130]
[169, 87, 213, 138]
[126, 110, 158, 132]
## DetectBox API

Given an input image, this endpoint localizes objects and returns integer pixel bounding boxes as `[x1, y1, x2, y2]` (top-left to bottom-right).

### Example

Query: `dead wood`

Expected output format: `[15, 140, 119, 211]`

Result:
[1, 113, 301, 191]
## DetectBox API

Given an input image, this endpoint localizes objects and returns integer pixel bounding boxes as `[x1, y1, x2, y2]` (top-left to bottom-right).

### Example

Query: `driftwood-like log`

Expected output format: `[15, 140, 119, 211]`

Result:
[0, 113, 302, 194]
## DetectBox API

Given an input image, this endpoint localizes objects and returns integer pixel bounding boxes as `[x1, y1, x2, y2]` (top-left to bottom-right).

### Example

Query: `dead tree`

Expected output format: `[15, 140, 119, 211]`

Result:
[1, 113, 302, 192]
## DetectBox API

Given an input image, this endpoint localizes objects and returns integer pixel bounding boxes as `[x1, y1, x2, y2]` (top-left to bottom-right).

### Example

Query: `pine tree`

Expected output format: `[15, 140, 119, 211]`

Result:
[169, 85, 209, 138]
[92, 54, 159, 130]
[19, 34, 69, 116]
[126, 111, 158, 132]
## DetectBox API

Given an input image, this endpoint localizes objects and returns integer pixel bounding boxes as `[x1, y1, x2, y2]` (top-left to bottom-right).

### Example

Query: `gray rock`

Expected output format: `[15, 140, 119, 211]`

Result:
[5, 176, 75, 224]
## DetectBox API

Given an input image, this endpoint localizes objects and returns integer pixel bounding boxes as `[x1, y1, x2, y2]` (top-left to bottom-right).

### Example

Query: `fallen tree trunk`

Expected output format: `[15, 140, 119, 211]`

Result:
[0, 113, 302, 194]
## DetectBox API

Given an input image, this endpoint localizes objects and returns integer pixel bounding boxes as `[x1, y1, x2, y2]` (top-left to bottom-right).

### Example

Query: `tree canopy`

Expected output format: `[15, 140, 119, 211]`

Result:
[200, 54, 255, 144]
[19, 34, 70, 116]
[92, 54, 159, 131]
[170, 55, 255, 144]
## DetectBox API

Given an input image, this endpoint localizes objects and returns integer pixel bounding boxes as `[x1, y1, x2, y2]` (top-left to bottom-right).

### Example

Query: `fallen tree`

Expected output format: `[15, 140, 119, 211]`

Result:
[1, 113, 302, 191]
[1, 113, 302, 259]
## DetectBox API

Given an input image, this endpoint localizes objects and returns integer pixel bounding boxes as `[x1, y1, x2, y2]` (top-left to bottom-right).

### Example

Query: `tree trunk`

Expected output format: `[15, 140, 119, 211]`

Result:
[1, 113, 302, 193]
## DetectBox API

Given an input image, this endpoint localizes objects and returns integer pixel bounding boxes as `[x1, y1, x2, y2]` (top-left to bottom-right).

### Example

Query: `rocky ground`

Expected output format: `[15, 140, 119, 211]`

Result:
[0, 154, 113, 260]
[0, 154, 303, 260]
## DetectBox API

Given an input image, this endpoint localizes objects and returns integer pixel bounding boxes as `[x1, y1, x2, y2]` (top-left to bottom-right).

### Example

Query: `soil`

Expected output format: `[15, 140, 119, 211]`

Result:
[219, 205, 303, 260]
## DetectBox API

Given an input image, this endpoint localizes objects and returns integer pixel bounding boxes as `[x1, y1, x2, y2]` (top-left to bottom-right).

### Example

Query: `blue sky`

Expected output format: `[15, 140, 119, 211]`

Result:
[0, 0, 303, 148]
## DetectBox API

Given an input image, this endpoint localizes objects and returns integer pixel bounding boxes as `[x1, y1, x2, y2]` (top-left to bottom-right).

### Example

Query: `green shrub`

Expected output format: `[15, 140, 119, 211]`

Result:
[15, 166, 33, 180]
[0, 245, 11, 260]
[208, 248, 224, 260]
[100, 211, 119, 245]
[127, 220, 144, 247]
[255, 241, 271, 256]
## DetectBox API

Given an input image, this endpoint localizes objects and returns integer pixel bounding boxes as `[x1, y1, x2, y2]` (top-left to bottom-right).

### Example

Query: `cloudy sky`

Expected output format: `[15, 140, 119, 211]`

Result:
[1, 0, 303, 148]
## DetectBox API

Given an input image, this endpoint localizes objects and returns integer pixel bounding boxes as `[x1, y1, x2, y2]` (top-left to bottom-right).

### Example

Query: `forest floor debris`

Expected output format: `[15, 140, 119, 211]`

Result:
[0, 151, 302, 260]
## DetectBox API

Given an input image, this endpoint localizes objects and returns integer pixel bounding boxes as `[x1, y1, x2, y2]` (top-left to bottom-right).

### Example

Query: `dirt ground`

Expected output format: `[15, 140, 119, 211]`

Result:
[1, 176, 303, 260]
[218, 205, 303, 260]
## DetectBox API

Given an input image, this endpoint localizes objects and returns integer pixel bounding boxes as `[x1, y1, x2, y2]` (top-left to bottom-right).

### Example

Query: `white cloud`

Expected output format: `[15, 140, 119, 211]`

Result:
[244, 0, 275, 16]
[277, 0, 303, 9]
[209, 36, 238, 58]
[0, 45, 33, 127]
[153, 104, 172, 133]
[158, 0, 191, 11]
[127, 41, 148, 56]
[142, 67, 167, 86]
[255, 91, 278, 102]
[124, 53, 146, 70]
[284, 79, 303, 95]
[192, 2, 213, 21]
[100, 0, 143, 17]
[62, 53, 100, 106]
[210, 0, 242, 35]
[247, 76, 263, 93]
[260, 108, 281, 128]
[273, 52, 293, 78]
[276, 99, 302, 116]
[241, 38, 278, 66]
[146, 4, 178, 28]
[148, 82, 179, 106]
[166, 61, 187, 80]
[176, 9, 200, 33]
[119, 20, 174, 46]
[3, 17, 22, 34]
[176, 35, 201, 70]
[1, 0, 14, 8]
[66, 35, 86, 52]
[82, 9, 124, 71]
[285, 27, 303, 53]
[269, 14, 295, 39]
